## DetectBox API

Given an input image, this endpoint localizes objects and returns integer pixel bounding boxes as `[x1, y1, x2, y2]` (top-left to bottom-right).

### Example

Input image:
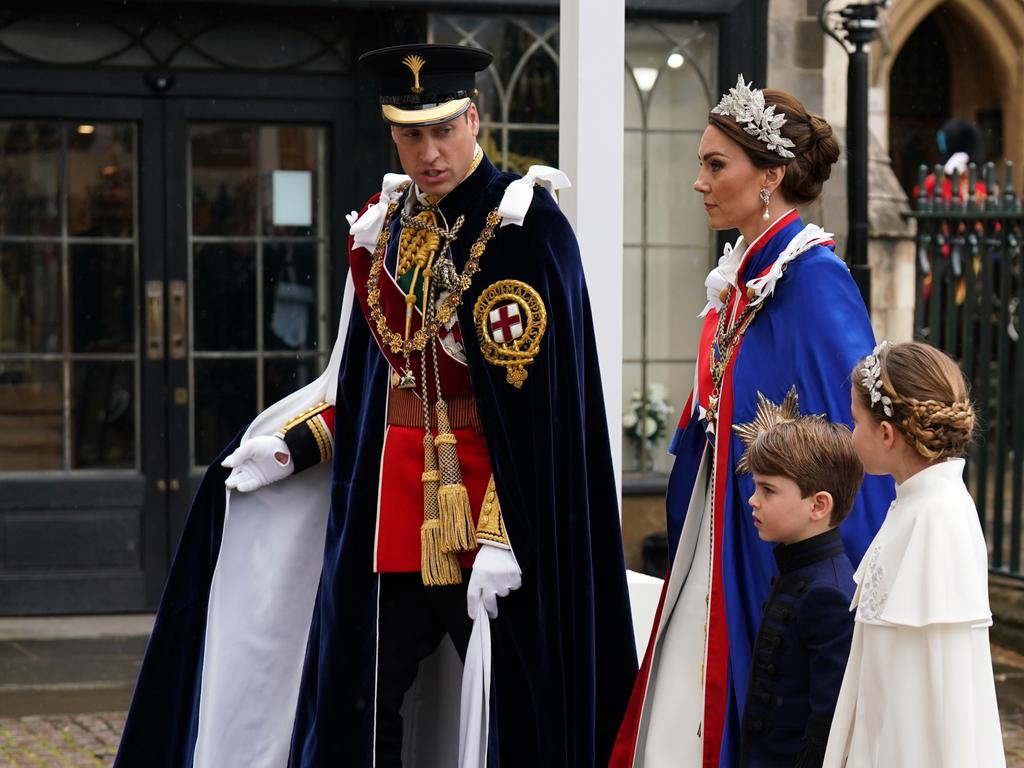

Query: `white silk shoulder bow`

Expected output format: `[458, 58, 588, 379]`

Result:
[698, 223, 834, 317]
[700, 238, 744, 317]
[498, 165, 571, 227]
[744, 223, 833, 307]
[346, 173, 412, 252]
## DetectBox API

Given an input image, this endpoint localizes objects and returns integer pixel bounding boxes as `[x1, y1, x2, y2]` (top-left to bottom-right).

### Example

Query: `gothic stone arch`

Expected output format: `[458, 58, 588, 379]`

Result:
[877, 0, 1024, 173]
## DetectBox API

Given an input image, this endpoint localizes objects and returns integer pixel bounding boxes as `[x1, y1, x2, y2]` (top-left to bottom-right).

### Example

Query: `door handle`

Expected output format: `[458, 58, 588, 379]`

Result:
[170, 280, 186, 360]
[146, 281, 164, 360]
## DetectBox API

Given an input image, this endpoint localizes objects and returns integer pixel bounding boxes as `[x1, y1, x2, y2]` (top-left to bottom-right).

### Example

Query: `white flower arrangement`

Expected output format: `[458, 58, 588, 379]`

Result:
[623, 383, 674, 470]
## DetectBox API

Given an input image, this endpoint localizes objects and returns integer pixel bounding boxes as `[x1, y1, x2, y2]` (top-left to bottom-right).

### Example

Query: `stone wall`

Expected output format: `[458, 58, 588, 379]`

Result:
[768, 0, 915, 342]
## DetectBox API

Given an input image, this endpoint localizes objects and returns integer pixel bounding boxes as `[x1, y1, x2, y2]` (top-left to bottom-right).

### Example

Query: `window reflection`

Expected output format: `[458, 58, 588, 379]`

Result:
[194, 358, 257, 466]
[0, 361, 62, 471]
[191, 125, 257, 236]
[265, 357, 319, 405]
[261, 126, 321, 237]
[71, 244, 133, 353]
[0, 120, 138, 473]
[193, 243, 256, 351]
[189, 123, 327, 466]
[0, 242, 60, 355]
[68, 124, 134, 238]
[264, 242, 317, 351]
[0, 122, 61, 237]
[72, 361, 134, 469]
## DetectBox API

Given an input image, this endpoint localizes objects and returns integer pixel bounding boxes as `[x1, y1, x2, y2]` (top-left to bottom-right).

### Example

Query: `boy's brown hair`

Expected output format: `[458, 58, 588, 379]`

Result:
[745, 416, 864, 526]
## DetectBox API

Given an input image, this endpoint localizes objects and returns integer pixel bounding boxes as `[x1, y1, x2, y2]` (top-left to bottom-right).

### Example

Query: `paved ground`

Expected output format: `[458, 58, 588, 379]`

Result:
[2, 615, 1024, 765]
[0, 712, 124, 767]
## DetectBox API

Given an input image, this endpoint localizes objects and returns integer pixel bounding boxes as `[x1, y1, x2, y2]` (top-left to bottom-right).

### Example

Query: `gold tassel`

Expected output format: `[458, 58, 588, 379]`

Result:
[421, 432, 461, 586]
[434, 399, 477, 553]
[420, 518, 462, 586]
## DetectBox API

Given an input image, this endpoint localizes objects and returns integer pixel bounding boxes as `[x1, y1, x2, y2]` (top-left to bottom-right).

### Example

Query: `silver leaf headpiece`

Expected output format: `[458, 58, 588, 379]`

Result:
[711, 75, 796, 159]
[860, 341, 894, 418]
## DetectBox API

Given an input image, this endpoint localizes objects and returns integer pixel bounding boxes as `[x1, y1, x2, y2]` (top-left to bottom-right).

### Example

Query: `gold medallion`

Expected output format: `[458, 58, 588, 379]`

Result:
[473, 280, 547, 388]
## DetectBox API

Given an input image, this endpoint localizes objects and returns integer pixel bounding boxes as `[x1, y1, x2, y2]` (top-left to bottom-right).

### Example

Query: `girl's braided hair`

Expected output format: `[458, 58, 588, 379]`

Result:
[852, 341, 976, 460]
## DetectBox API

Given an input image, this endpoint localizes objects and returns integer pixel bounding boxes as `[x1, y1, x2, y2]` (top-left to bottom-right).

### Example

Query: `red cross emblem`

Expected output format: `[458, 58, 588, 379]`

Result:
[488, 302, 523, 344]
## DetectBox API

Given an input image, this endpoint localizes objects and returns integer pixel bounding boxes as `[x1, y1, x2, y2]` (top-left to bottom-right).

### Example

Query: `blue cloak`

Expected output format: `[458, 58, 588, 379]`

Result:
[612, 212, 894, 768]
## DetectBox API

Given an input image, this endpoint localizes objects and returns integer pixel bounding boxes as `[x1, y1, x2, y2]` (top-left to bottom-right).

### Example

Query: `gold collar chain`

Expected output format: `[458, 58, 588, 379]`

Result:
[366, 191, 503, 356]
[704, 288, 765, 425]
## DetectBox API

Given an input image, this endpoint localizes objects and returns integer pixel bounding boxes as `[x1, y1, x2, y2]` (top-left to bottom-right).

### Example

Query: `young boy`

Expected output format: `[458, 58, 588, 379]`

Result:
[738, 415, 863, 768]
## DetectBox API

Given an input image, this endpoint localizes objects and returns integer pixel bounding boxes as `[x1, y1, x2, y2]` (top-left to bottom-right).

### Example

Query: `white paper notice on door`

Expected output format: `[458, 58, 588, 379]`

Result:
[272, 170, 313, 226]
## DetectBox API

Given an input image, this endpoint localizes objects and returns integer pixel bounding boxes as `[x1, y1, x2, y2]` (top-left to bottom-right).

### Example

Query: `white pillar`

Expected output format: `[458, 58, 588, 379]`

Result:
[559, 0, 625, 500]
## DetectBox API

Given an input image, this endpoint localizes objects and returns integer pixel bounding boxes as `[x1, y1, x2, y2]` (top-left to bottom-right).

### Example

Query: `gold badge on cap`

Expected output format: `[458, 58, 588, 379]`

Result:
[401, 54, 426, 94]
[473, 280, 547, 388]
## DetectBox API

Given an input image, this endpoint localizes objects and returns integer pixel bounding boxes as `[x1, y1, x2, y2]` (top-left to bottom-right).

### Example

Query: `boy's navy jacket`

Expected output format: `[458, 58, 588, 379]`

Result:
[739, 527, 855, 768]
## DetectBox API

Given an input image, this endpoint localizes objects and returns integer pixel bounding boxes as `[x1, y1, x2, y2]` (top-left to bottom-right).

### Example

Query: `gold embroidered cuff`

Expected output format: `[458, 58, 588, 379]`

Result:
[274, 401, 333, 473]
[476, 475, 510, 548]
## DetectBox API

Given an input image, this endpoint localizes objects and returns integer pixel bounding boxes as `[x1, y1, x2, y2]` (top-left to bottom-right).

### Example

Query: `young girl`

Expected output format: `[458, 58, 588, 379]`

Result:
[823, 341, 1005, 767]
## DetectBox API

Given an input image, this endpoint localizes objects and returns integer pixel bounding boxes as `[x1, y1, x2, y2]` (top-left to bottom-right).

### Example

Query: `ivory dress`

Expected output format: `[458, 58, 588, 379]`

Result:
[823, 458, 1006, 767]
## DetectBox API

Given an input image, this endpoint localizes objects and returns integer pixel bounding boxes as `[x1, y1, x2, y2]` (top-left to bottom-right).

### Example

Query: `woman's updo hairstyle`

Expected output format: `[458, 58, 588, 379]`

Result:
[851, 341, 976, 461]
[708, 88, 840, 205]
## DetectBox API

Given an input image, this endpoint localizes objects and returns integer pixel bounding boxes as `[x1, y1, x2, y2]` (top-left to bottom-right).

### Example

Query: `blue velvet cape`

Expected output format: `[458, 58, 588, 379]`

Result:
[115, 157, 638, 767]
[663, 215, 894, 767]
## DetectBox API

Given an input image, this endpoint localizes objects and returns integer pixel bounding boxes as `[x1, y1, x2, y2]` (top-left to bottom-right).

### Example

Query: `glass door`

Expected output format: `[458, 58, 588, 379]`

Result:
[162, 98, 347, 548]
[187, 123, 329, 468]
[0, 94, 347, 614]
[0, 97, 166, 614]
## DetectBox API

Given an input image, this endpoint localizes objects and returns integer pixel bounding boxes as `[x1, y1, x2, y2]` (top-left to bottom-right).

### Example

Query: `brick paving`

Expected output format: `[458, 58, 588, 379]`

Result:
[0, 712, 123, 767]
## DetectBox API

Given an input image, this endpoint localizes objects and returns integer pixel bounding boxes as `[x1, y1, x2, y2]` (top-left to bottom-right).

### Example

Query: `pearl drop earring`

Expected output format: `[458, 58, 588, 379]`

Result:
[759, 188, 771, 221]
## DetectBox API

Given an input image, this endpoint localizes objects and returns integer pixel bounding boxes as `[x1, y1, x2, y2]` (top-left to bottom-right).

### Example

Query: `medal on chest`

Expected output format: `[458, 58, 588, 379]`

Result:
[703, 288, 763, 433]
[364, 192, 504, 586]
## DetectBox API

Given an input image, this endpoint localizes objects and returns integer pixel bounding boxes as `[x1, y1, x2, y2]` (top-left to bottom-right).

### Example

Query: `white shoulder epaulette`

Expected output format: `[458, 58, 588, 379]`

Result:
[498, 165, 571, 228]
[346, 173, 411, 252]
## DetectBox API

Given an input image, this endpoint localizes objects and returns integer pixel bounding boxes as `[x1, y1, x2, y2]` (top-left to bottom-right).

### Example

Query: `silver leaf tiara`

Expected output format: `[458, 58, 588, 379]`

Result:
[860, 341, 893, 417]
[711, 75, 796, 159]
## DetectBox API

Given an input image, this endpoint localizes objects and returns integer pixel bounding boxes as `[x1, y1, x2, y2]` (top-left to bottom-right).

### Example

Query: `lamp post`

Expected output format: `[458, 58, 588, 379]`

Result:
[820, 0, 888, 312]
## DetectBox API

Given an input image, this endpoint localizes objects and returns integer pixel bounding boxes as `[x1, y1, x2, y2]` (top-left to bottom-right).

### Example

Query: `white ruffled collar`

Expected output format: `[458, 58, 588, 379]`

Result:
[699, 211, 834, 317]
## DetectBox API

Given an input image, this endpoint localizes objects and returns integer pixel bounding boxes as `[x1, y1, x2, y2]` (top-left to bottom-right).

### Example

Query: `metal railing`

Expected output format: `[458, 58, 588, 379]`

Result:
[908, 161, 1024, 576]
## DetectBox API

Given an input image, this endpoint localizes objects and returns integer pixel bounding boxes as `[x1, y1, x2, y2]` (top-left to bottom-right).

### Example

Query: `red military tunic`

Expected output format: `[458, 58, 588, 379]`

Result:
[278, 194, 496, 573]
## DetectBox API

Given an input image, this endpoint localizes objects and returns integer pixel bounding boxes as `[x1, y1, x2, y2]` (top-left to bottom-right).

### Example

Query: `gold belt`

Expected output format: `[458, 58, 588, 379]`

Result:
[386, 388, 482, 434]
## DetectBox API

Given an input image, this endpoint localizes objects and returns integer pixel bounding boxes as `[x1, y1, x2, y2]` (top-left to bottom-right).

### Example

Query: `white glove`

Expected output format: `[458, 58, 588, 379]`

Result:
[466, 544, 522, 620]
[222, 435, 293, 492]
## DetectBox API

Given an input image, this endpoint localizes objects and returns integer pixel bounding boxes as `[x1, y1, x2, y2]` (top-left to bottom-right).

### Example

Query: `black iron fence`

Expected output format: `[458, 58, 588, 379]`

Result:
[908, 161, 1024, 576]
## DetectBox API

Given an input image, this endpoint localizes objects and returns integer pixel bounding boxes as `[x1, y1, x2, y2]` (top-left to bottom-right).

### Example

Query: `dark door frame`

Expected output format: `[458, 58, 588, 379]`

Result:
[161, 94, 356, 546]
[0, 93, 165, 612]
[0, 72, 362, 613]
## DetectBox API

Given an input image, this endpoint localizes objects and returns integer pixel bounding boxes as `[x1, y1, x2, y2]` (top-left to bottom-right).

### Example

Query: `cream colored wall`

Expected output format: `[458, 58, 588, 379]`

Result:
[767, 0, 915, 342]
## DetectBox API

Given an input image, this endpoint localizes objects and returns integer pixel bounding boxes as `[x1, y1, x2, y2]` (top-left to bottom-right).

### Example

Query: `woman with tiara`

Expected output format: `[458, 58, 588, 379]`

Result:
[611, 78, 894, 767]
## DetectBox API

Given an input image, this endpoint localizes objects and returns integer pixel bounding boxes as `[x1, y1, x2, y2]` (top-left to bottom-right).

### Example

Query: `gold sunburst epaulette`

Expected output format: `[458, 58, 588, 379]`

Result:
[732, 386, 801, 475]
[274, 401, 334, 474]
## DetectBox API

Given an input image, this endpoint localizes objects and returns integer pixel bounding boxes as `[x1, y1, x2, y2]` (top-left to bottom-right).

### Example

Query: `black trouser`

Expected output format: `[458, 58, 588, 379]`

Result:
[375, 571, 473, 768]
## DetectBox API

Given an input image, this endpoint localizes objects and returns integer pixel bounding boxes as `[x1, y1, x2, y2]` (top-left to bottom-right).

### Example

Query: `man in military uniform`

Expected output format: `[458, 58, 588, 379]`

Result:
[116, 43, 637, 768]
